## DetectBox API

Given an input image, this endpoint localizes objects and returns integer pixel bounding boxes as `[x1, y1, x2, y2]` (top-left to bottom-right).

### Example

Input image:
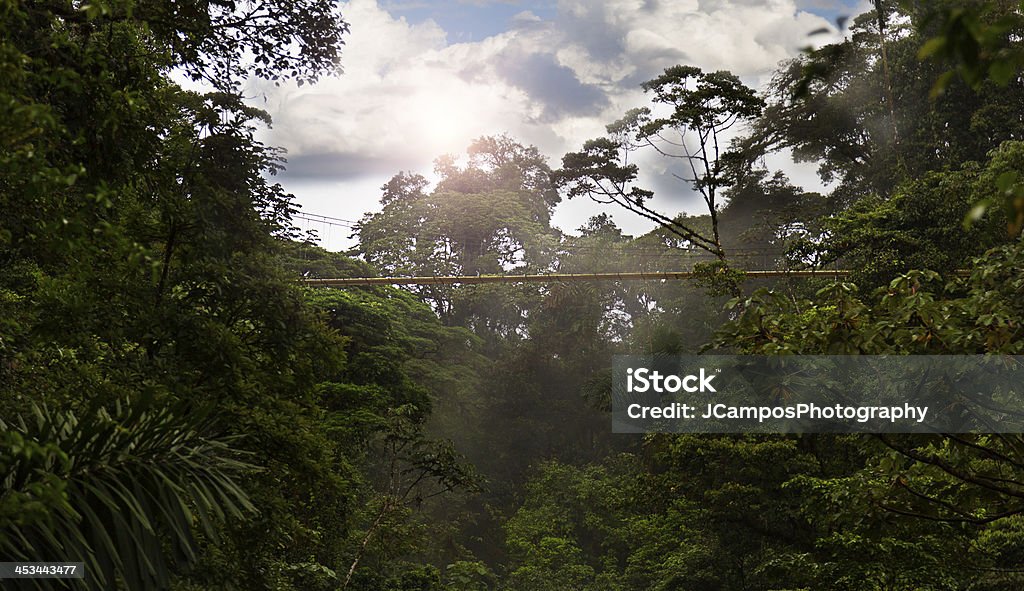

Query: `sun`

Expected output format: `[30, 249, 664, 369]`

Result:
[412, 83, 490, 156]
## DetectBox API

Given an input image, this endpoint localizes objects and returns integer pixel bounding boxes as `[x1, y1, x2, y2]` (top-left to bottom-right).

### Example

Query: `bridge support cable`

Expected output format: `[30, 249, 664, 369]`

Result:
[303, 269, 855, 287]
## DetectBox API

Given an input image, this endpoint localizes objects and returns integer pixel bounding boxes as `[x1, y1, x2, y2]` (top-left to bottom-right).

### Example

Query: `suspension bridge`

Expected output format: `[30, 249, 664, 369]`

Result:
[292, 210, 967, 288]
[301, 269, 851, 287]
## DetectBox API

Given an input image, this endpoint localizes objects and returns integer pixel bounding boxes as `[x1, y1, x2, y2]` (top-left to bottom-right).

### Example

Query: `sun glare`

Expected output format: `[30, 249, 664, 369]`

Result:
[413, 85, 487, 156]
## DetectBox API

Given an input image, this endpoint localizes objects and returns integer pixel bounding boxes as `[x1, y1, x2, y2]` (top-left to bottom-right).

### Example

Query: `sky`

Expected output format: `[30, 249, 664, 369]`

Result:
[246, 0, 870, 250]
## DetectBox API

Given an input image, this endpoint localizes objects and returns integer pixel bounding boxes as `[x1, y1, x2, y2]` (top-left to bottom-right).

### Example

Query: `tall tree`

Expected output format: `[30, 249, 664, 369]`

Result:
[358, 136, 561, 333]
[556, 66, 764, 266]
[0, 2, 356, 589]
[747, 1, 1024, 204]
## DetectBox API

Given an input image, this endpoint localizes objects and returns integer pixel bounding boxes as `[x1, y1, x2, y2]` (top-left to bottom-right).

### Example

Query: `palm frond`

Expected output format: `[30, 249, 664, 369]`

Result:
[0, 396, 257, 590]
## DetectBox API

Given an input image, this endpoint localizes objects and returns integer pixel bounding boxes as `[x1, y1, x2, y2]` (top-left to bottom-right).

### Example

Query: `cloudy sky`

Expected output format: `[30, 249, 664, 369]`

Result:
[247, 0, 869, 250]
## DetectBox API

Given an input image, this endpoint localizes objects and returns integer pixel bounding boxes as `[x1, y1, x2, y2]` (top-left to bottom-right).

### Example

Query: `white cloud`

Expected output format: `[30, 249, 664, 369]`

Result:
[250, 0, 853, 246]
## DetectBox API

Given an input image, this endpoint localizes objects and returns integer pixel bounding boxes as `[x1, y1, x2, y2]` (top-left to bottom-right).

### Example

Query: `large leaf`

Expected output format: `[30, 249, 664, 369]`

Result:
[0, 397, 256, 590]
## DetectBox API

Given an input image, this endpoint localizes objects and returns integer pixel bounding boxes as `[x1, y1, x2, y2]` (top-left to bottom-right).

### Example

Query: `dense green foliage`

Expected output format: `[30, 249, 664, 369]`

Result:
[0, 2, 474, 590]
[4, 1, 1024, 590]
